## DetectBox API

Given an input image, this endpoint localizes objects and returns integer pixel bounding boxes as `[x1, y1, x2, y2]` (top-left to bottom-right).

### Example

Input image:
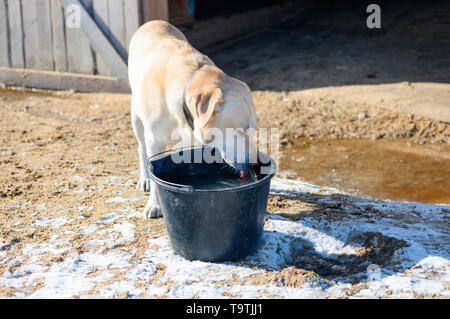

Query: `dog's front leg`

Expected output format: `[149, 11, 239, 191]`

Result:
[132, 105, 151, 192]
[143, 138, 165, 219]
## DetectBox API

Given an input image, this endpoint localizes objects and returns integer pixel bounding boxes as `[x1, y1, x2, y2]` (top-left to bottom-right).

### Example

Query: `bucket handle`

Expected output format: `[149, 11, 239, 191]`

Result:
[146, 147, 197, 193]
[147, 146, 193, 162]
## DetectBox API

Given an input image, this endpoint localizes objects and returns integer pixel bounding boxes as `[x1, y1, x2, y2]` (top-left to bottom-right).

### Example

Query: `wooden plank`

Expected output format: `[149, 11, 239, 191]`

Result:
[108, 0, 127, 60]
[7, 0, 24, 68]
[50, 0, 67, 72]
[65, 0, 94, 73]
[0, 0, 9, 67]
[0, 66, 130, 93]
[22, 0, 54, 70]
[92, 0, 111, 75]
[79, 0, 94, 73]
[60, 0, 128, 80]
[64, 4, 82, 73]
[150, 0, 169, 21]
[124, 0, 140, 50]
[141, 0, 150, 23]
[22, 0, 39, 69]
[36, 0, 54, 70]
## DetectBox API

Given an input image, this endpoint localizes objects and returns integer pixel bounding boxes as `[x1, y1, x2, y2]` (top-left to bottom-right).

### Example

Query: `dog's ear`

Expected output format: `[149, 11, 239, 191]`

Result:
[187, 87, 225, 128]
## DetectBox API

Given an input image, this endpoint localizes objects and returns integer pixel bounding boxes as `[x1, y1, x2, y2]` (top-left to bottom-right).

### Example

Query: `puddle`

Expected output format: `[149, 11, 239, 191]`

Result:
[279, 139, 450, 204]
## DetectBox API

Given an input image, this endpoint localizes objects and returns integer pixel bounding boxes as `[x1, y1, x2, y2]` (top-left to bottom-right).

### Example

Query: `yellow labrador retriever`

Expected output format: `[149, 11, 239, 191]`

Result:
[128, 21, 258, 218]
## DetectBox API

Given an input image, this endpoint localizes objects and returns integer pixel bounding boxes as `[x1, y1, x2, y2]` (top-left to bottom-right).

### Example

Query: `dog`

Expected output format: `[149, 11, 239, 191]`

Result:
[128, 21, 258, 218]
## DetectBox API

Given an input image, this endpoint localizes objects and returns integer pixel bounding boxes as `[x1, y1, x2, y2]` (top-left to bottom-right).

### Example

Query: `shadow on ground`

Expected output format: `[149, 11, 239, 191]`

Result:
[228, 187, 448, 285]
[208, 0, 450, 92]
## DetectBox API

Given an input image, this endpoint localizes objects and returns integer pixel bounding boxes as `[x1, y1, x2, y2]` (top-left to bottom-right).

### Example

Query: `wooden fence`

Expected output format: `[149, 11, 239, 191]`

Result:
[0, 0, 169, 92]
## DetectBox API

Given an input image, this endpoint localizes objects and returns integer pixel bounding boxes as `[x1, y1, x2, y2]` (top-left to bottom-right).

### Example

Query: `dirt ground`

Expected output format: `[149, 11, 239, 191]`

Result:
[0, 0, 449, 297]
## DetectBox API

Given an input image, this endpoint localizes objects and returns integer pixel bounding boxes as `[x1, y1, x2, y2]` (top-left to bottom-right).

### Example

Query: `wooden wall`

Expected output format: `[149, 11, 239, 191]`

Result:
[0, 0, 143, 76]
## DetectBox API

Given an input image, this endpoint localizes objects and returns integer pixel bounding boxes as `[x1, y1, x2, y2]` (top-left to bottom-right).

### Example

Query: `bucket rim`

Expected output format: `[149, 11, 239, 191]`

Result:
[147, 146, 276, 194]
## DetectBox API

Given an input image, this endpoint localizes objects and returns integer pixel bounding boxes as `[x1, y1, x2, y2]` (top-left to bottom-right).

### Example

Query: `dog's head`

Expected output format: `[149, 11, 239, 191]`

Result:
[185, 66, 258, 176]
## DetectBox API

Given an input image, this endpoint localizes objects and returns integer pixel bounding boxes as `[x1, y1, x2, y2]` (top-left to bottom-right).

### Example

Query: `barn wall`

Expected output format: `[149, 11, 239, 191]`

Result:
[0, 0, 141, 76]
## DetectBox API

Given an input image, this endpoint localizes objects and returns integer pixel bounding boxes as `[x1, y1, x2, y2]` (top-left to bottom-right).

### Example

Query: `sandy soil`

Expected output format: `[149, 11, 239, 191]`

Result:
[0, 0, 449, 298]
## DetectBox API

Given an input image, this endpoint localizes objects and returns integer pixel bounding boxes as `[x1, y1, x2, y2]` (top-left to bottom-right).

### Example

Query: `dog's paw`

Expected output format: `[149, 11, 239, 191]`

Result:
[137, 178, 151, 192]
[143, 202, 162, 219]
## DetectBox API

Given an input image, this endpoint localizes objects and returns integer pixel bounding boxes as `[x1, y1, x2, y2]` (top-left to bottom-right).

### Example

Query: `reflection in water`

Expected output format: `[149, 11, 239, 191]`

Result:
[163, 173, 257, 190]
[280, 139, 450, 204]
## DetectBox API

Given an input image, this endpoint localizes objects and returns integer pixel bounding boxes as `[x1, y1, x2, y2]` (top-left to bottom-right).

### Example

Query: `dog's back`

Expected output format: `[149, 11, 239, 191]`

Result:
[128, 20, 212, 93]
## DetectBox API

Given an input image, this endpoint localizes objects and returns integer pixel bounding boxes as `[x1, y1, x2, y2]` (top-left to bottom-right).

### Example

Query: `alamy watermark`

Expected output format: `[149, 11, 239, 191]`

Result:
[366, 264, 381, 281]
[65, 4, 381, 30]
[66, 4, 81, 29]
[366, 4, 381, 29]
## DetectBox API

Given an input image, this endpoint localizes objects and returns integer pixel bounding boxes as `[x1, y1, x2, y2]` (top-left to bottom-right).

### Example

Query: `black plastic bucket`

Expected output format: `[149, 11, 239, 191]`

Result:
[148, 146, 276, 262]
